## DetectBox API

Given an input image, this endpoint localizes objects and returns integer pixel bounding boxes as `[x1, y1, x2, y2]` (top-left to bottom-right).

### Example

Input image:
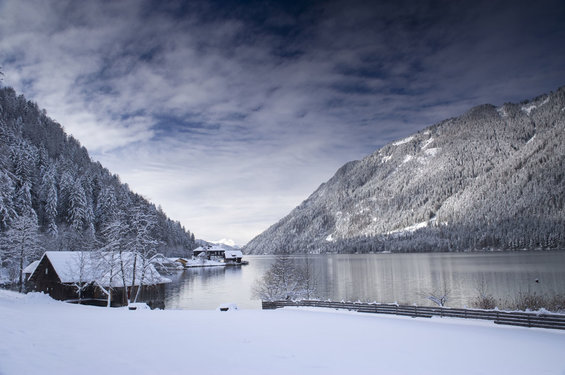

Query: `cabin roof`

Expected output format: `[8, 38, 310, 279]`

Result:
[193, 245, 225, 253]
[224, 250, 243, 258]
[32, 251, 171, 287]
[23, 260, 40, 275]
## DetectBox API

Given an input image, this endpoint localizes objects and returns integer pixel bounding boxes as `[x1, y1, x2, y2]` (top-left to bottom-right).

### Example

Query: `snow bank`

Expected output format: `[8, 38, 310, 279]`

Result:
[185, 258, 225, 267]
[1, 291, 564, 375]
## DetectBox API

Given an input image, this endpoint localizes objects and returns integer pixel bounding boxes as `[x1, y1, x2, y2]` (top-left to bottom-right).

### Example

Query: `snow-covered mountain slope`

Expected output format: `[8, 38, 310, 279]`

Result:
[0, 87, 196, 258]
[245, 87, 565, 254]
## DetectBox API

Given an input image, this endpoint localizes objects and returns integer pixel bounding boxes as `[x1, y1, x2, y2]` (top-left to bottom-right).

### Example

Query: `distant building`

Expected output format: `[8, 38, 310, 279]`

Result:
[27, 251, 171, 308]
[224, 250, 243, 264]
[192, 245, 225, 259]
[191, 245, 246, 265]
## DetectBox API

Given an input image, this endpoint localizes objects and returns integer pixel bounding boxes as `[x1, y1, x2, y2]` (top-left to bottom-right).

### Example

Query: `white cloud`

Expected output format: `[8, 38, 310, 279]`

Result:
[1, 0, 564, 245]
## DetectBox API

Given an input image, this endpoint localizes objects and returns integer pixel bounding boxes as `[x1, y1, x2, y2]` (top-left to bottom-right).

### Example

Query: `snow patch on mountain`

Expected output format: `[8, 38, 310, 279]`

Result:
[496, 106, 508, 118]
[521, 96, 550, 115]
[386, 219, 436, 236]
[421, 137, 434, 149]
[402, 155, 413, 164]
[393, 136, 414, 146]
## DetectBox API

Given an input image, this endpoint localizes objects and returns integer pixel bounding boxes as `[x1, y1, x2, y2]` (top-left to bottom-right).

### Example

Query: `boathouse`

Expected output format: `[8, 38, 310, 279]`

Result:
[27, 251, 171, 308]
[224, 250, 243, 263]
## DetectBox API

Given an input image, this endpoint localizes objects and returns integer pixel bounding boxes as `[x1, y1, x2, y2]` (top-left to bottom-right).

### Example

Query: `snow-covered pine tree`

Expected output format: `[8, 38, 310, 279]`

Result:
[0, 170, 16, 231]
[40, 165, 58, 237]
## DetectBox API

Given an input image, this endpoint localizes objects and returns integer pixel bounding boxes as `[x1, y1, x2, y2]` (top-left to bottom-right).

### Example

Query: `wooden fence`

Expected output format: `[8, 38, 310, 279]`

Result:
[262, 300, 565, 330]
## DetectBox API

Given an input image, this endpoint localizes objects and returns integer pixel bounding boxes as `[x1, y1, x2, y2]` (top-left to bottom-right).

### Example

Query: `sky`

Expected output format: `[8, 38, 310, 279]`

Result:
[1, 0, 564, 245]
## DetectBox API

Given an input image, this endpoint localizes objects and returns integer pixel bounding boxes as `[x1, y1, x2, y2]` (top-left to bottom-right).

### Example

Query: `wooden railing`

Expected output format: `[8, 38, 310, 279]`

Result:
[262, 300, 565, 330]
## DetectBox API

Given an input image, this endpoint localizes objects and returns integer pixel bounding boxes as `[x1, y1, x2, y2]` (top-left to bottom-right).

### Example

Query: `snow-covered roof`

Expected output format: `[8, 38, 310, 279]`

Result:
[193, 245, 225, 253]
[33, 251, 171, 287]
[224, 250, 243, 258]
[23, 260, 40, 275]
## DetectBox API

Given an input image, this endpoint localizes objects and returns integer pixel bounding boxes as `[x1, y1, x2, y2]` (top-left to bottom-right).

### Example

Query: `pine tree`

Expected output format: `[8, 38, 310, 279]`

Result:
[68, 181, 87, 231]
[0, 171, 16, 230]
[40, 165, 58, 237]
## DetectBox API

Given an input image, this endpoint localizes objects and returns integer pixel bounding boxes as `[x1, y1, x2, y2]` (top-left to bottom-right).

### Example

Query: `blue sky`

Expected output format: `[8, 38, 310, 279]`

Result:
[1, 0, 564, 245]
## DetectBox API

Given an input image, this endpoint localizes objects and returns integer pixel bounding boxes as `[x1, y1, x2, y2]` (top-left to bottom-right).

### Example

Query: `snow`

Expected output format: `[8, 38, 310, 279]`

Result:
[521, 96, 550, 115]
[1, 290, 564, 375]
[22, 260, 39, 275]
[496, 106, 508, 118]
[421, 137, 434, 149]
[387, 220, 433, 236]
[402, 155, 413, 164]
[37, 251, 171, 287]
[213, 238, 238, 247]
[392, 136, 414, 146]
[224, 250, 243, 259]
[424, 147, 439, 156]
[185, 258, 226, 267]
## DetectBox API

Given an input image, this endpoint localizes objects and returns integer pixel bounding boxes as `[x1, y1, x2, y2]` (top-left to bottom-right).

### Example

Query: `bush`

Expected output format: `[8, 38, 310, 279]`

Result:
[503, 292, 565, 313]
[471, 294, 498, 310]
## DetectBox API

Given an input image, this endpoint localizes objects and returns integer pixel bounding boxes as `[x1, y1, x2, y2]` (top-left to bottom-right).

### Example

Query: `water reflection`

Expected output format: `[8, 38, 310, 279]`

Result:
[164, 251, 565, 310]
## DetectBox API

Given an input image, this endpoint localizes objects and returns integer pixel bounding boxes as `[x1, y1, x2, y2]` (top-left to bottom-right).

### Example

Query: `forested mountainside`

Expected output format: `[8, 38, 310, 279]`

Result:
[0, 86, 196, 276]
[245, 87, 565, 254]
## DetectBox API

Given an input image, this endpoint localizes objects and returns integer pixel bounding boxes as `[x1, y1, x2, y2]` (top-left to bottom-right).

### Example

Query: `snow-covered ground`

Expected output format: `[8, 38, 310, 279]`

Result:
[1, 290, 564, 375]
[185, 258, 226, 267]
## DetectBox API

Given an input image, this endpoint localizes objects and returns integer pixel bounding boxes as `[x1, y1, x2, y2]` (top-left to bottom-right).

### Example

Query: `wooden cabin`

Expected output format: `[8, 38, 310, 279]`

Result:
[27, 251, 171, 308]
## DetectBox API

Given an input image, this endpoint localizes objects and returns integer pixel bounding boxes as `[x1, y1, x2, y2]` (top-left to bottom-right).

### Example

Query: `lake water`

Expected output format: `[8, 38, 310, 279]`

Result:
[163, 251, 565, 310]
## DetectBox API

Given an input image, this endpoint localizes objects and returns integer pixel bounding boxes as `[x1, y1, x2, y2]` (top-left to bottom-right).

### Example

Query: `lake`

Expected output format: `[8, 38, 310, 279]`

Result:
[163, 251, 565, 310]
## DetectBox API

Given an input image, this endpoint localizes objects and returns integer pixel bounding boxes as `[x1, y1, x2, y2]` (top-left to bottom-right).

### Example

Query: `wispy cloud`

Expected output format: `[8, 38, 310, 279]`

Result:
[1, 0, 564, 244]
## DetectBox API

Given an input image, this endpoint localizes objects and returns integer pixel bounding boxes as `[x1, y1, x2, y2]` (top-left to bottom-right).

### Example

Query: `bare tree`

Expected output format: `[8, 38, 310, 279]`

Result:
[128, 206, 161, 303]
[471, 276, 497, 309]
[2, 211, 42, 292]
[297, 256, 318, 300]
[253, 252, 309, 301]
[426, 279, 450, 307]
[72, 252, 90, 303]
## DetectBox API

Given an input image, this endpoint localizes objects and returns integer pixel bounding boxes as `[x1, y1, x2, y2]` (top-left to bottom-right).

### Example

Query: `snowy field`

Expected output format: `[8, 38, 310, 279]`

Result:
[1, 290, 564, 375]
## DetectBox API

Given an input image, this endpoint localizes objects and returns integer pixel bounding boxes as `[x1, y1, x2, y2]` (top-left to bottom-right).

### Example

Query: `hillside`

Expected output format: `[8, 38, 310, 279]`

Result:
[0, 86, 196, 282]
[245, 87, 565, 254]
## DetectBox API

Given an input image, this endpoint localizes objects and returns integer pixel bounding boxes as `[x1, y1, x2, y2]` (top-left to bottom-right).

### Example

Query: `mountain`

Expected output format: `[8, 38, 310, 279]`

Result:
[196, 239, 241, 251]
[245, 87, 565, 254]
[0, 86, 197, 264]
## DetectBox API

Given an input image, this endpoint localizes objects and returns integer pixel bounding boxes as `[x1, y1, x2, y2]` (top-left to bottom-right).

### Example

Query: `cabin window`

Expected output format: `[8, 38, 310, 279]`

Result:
[45, 268, 48, 275]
